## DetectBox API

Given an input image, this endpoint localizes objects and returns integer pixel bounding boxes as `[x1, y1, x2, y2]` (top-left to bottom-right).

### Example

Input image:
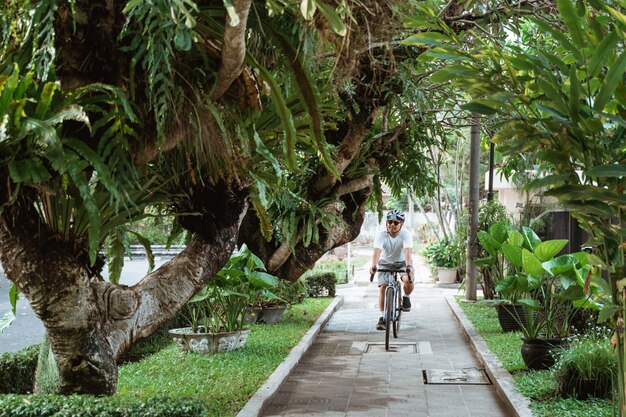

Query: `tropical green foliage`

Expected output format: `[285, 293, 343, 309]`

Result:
[407, 1, 626, 410]
[458, 298, 613, 416]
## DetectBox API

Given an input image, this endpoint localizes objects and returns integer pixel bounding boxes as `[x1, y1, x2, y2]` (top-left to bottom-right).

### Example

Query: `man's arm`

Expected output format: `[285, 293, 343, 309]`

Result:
[370, 248, 382, 274]
[403, 247, 412, 268]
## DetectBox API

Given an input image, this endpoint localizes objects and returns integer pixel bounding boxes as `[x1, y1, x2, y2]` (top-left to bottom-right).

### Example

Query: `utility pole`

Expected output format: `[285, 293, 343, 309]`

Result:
[465, 115, 480, 301]
[487, 141, 495, 201]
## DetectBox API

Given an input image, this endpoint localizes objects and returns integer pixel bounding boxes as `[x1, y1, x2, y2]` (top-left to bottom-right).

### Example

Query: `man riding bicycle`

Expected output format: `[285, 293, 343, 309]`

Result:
[369, 209, 415, 331]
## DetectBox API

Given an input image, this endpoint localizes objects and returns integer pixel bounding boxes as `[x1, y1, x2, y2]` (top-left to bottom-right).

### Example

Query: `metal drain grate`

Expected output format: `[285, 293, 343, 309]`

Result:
[365, 343, 417, 353]
[423, 368, 491, 385]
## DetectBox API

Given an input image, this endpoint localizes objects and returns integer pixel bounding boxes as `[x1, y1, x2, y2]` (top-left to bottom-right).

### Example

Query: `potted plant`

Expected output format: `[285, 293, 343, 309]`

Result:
[477, 221, 538, 332]
[424, 238, 459, 284]
[501, 229, 596, 370]
[169, 282, 251, 354]
[249, 279, 304, 324]
[169, 245, 279, 353]
[209, 244, 282, 324]
[553, 328, 616, 400]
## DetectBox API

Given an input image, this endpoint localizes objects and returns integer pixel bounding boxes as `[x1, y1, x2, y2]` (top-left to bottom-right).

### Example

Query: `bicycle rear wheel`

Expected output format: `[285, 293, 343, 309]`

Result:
[393, 286, 401, 338]
[384, 287, 394, 351]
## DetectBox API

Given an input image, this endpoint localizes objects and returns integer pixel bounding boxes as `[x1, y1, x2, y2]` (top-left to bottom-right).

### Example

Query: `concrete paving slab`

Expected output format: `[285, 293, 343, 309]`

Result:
[252, 254, 514, 417]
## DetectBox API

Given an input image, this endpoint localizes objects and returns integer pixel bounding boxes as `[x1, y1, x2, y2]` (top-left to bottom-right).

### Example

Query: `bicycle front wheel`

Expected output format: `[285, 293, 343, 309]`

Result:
[393, 287, 401, 338]
[384, 287, 394, 351]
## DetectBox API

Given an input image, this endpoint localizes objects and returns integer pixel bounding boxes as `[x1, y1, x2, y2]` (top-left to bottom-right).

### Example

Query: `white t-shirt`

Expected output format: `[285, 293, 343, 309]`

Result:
[373, 229, 413, 264]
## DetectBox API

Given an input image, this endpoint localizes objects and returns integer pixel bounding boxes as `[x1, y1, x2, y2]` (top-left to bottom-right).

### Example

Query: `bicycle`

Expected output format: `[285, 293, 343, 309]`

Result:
[370, 267, 411, 351]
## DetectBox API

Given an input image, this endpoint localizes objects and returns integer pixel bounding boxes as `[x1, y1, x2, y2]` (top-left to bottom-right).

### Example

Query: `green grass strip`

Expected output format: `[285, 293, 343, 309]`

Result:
[117, 297, 332, 417]
[456, 298, 613, 417]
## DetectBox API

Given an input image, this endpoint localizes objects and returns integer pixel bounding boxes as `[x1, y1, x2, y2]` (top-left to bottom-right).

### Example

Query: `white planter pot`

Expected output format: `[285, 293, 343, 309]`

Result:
[437, 267, 457, 284]
[169, 327, 250, 354]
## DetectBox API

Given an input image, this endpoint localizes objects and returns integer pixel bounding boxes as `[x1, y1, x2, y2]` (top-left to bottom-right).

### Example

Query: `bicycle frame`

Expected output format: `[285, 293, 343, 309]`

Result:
[371, 268, 406, 351]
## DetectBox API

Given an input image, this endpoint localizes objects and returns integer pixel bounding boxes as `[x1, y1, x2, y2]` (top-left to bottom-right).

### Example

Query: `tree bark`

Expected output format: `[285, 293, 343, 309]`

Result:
[0, 191, 248, 395]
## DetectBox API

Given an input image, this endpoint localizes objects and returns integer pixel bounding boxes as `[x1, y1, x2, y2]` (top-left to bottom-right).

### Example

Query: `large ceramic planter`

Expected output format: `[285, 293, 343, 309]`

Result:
[258, 305, 287, 324]
[169, 327, 250, 354]
[496, 304, 529, 333]
[437, 267, 457, 284]
[245, 306, 263, 324]
[521, 337, 570, 370]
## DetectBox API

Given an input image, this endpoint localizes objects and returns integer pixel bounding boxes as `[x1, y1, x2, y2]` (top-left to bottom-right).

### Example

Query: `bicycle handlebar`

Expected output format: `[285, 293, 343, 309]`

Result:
[370, 267, 414, 283]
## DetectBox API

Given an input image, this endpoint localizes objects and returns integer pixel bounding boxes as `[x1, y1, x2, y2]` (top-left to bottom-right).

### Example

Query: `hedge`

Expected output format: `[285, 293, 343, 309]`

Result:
[305, 272, 336, 297]
[0, 344, 39, 394]
[0, 395, 207, 417]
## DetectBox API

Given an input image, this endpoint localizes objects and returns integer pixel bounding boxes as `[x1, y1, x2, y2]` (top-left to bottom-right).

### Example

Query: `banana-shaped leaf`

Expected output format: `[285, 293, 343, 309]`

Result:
[542, 254, 577, 276]
[250, 62, 297, 171]
[522, 248, 545, 276]
[270, 28, 339, 178]
[477, 230, 500, 257]
[588, 32, 619, 77]
[568, 65, 580, 120]
[67, 158, 101, 265]
[521, 227, 541, 250]
[489, 221, 510, 243]
[105, 226, 129, 284]
[404, 31, 451, 47]
[501, 243, 522, 267]
[534, 239, 569, 262]
[586, 164, 626, 178]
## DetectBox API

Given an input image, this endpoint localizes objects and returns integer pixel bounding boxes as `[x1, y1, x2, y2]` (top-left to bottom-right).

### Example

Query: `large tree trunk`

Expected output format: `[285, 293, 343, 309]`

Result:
[241, 189, 370, 282]
[0, 188, 248, 395]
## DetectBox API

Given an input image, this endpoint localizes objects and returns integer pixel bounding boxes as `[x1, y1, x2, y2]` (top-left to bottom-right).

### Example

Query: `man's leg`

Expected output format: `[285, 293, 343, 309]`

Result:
[401, 275, 414, 311]
[377, 284, 387, 330]
[402, 275, 414, 295]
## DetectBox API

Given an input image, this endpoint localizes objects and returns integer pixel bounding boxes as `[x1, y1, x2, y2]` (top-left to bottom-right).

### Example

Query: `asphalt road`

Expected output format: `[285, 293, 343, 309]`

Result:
[0, 257, 170, 354]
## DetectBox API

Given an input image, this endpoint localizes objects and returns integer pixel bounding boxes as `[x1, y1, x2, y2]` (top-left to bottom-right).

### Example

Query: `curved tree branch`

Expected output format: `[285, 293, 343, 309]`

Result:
[311, 107, 379, 195]
[212, 0, 253, 101]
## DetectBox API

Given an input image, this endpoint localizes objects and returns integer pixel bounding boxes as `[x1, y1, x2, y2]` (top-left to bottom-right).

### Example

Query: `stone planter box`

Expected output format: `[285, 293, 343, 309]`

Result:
[169, 327, 250, 354]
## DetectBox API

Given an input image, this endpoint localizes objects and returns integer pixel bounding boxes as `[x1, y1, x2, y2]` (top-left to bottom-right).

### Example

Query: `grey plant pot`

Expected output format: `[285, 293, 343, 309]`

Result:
[259, 305, 287, 324]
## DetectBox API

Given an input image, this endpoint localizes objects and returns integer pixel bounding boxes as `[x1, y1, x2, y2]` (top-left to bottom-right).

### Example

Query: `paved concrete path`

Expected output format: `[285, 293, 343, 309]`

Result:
[261, 258, 511, 417]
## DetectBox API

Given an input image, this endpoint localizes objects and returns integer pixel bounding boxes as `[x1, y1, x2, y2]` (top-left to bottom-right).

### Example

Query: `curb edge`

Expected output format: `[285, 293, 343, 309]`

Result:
[236, 295, 344, 417]
[445, 295, 534, 417]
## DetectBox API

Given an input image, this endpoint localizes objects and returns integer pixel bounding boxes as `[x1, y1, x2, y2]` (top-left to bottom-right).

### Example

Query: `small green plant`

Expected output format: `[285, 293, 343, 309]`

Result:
[184, 244, 279, 333]
[423, 238, 458, 268]
[552, 328, 616, 400]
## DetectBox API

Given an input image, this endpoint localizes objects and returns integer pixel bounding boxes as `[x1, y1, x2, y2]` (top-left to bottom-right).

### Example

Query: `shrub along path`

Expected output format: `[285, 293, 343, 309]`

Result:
[260, 256, 511, 417]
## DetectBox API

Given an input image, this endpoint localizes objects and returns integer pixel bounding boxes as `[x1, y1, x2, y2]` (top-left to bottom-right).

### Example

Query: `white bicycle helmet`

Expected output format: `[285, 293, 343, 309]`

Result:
[386, 209, 405, 222]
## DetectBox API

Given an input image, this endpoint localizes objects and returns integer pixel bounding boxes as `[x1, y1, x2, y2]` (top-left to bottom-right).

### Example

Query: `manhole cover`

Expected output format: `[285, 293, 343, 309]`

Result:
[365, 343, 417, 353]
[423, 368, 491, 385]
